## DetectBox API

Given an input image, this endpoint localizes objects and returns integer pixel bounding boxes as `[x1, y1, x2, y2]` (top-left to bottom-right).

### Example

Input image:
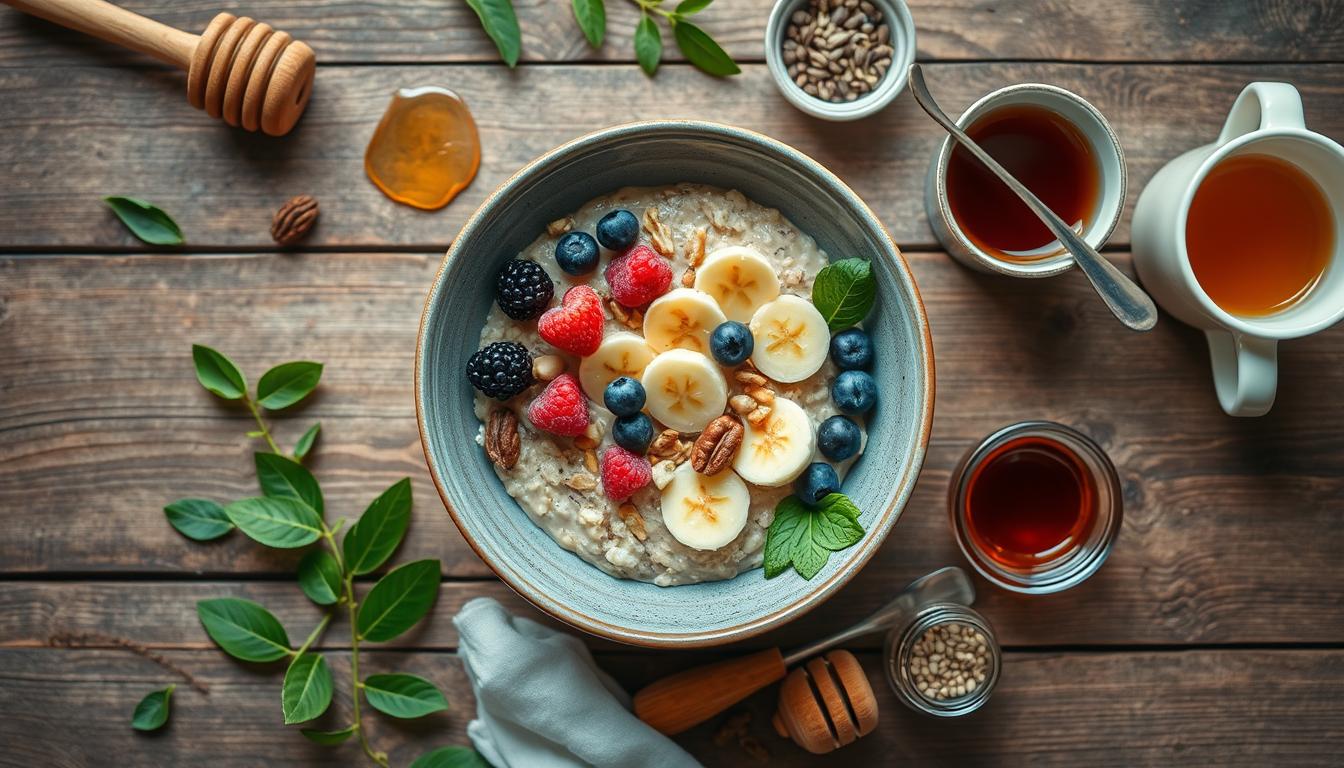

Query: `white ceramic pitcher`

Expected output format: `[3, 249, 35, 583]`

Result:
[1131, 82, 1344, 417]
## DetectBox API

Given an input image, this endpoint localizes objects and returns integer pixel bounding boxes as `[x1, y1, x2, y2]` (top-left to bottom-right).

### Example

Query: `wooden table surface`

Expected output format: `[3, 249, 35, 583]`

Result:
[2, 1, 1342, 765]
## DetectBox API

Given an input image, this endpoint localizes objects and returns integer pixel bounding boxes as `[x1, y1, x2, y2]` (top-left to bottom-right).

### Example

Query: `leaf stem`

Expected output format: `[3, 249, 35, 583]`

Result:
[293, 612, 333, 658]
[344, 573, 388, 767]
[631, 0, 677, 21]
[243, 394, 282, 454]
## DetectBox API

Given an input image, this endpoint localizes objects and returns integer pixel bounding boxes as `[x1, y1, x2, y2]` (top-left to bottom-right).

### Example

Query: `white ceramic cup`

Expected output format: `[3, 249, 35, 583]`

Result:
[924, 83, 1127, 277]
[1131, 82, 1344, 417]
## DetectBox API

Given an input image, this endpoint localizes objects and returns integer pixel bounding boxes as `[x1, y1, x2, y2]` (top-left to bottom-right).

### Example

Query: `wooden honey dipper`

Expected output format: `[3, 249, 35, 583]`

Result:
[4, 0, 315, 135]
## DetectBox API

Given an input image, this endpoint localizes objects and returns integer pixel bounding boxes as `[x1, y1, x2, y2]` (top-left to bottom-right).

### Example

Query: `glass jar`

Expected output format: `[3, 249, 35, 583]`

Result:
[885, 603, 1001, 717]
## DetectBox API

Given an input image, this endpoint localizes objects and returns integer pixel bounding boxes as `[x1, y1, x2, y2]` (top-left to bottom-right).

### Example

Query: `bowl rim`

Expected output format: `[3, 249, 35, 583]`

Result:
[415, 119, 936, 647]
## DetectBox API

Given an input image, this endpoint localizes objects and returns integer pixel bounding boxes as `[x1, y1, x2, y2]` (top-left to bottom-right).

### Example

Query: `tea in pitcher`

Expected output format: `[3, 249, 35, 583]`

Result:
[1186, 154, 1333, 316]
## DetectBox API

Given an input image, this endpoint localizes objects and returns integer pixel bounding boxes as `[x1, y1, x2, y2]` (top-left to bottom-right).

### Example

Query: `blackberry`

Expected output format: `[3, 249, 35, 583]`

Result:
[467, 341, 534, 400]
[495, 259, 554, 320]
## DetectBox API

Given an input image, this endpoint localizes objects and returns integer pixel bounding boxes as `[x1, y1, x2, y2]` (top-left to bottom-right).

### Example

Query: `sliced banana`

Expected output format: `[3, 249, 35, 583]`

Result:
[641, 349, 728, 433]
[643, 288, 727, 355]
[660, 463, 751, 551]
[578, 332, 656, 404]
[733, 395, 815, 487]
[694, 246, 781, 323]
[748, 295, 830, 383]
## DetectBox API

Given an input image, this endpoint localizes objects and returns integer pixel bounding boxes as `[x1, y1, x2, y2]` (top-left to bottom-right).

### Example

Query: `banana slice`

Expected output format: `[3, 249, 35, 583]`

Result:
[643, 288, 727, 355]
[660, 463, 751, 551]
[641, 349, 728, 433]
[694, 246, 781, 323]
[579, 332, 656, 404]
[748, 295, 830, 383]
[733, 395, 816, 487]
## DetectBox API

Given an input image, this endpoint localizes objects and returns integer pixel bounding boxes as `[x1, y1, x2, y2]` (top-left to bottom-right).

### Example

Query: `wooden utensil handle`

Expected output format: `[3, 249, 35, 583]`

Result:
[5, 0, 197, 68]
[633, 648, 788, 735]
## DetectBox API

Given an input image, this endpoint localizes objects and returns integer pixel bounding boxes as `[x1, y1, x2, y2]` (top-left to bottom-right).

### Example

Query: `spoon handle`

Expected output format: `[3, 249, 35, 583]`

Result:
[908, 64, 1158, 332]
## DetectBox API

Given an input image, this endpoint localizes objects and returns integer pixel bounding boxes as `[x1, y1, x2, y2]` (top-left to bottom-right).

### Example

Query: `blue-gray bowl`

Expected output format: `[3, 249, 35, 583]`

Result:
[416, 121, 934, 647]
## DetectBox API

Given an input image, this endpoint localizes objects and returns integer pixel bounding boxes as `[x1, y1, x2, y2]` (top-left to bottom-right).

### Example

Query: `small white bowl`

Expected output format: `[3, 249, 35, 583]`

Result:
[765, 0, 916, 121]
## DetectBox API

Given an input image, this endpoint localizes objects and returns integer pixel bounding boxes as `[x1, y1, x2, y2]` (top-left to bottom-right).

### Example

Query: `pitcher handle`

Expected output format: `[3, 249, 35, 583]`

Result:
[1217, 82, 1305, 145]
[1206, 331, 1277, 417]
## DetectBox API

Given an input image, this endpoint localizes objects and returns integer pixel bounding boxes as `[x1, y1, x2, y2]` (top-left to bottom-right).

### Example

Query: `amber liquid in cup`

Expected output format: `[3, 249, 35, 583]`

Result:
[1186, 154, 1334, 317]
[946, 104, 1100, 260]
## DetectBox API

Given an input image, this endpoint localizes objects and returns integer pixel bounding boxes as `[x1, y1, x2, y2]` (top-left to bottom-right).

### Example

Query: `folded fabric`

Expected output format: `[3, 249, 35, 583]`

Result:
[454, 597, 702, 768]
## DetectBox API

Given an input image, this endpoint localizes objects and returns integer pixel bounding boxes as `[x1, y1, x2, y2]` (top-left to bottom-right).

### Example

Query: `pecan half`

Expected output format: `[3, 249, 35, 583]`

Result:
[270, 195, 319, 246]
[485, 408, 520, 469]
[691, 415, 744, 475]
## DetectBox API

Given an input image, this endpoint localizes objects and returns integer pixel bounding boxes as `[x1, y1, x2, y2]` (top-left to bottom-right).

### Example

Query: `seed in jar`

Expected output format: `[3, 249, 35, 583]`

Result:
[908, 622, 992, 702]
[782, 0, 891, 103]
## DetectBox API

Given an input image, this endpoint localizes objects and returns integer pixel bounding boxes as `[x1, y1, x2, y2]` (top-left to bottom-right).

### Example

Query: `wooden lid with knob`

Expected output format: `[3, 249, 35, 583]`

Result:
[772, 650, 879, 754]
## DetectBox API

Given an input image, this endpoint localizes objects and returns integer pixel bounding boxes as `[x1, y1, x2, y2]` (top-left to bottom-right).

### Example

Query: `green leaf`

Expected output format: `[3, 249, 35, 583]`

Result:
[131, 685, 174, 731]
[164, 498, 234, 541]
[301, 725, 357, 745]
[256, 361, 323, 410]
[363, 673, 449, 718]
[343, 478, 413, 575]
[762, 494, 865, 580]
[672, 20, 739, 77]
[762, 498, 807, 578]
[297, 548, 342, 606]
[465, 0, 521, 67]
[282, 652, 334, 724]
[191, 344, 246, 400]
[409, 747, 493, 768]
[197, 598, 291, 662]
[570, 0, 605, 47]
[811, 258, 876, 331]
[104, 196, 183, 245]
[675, 0, 713, 14]
[255, 452, 324, 517]
[356, 559, 441, 642]
[791, 535, 829, 579]
[818, 492, 861, 520]
[224, 496, 323, 548]
[294, 422, 321, 460]
[634, 14, 662, 76]
[812, 500, 864, 551]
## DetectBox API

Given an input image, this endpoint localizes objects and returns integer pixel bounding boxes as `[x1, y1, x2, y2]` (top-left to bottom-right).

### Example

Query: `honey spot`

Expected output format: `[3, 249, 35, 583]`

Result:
[365, 86, 480, 210]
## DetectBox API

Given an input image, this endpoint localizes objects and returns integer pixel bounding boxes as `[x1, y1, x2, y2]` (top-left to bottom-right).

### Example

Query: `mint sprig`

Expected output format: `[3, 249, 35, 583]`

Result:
[812, 258, 877, 332]
[764, 493, 865, 579]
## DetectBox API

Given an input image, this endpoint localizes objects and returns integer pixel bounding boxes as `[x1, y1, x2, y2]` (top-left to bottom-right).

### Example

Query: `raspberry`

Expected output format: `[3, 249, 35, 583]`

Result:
[525, 373, 589, 437]
[537, 285, 604, 357]
[495, 259, 554, 320]
[466, 341, 534, 400]
[600, 446, 652, 501]
[605, 244, 672, 308]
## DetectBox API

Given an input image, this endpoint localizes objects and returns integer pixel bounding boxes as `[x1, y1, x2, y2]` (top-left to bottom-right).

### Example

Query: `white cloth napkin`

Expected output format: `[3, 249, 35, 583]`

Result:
[453, 597, 703, 768]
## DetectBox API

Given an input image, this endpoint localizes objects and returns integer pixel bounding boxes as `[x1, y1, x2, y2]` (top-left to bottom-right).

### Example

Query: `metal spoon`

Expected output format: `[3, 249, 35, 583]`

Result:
[908, 63, 1159, 332]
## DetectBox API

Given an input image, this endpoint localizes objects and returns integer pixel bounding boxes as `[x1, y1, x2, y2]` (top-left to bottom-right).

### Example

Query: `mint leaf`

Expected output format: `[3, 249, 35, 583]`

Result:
[356, 559, 441, 642]
[224, 496, 322, 548]
[791, 536, 829, 579]
[363, 673, 449, 718]
[255, 452, 323, 517]
[197, 598, 290, 662]
[191, 344, 245, 400]
[675, 0, 713, 14]
[301, 725, 357, 745]
[465, 0, 521, 67]
[571, 0, 605, 47]
[812, 258, 876, 331]
[819, 492, 861, 520]
[672, 20, 739, 76]
[164, 498, 234, 541]
[762, 493, 866, 580]
[634, 13, 661, 76]
[131, 685, 174, 731]
[293, 422, 321, 460]
[812, 499, 864, 551]
[763, 497, 808, 578]
[104, 196, 183, 245]
[256, 361, 322, 410]
[409, 747, 493, 768]
[343, 478, 413, 575]
[282, 652, 333, 724]
[297, 548, 342, 606]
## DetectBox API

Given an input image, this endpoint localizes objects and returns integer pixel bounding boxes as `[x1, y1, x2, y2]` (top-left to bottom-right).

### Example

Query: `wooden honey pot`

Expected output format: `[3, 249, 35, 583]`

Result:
[4, 0, 315, 135]
[772, 650, 879, 754]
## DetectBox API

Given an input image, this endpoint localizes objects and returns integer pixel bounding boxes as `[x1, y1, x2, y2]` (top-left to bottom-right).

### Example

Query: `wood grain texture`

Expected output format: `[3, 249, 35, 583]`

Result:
[2, 252, 1341, 644]
[2, 0, 1342, 66]
[0, 647, 1339, 767]
[1, 63, 1343, 249]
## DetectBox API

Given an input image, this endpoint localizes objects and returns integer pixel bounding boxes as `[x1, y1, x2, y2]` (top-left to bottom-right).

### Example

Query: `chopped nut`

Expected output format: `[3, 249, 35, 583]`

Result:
[565, 474, 597, 491]
[584, 421, 604, 442]
[618, 503, 647, 541]
[649, 428, 680, 457]
[607, 299, 642, 330]
[532, 354, 565, 382]
[651, 459, 677, 489]
[745, 385, 775, 406]
[688, 227, 708, 267]
[575, 435, 598, 451]
[546, 216, 575, 237]
[735, 370, 768, 388]
[729, 394, 757, 415]
[746, 406, 772, 428]
[680, 267, 696, 288]
[484, 408, 520, 469]
[583, 448, 599, 473]
[642, 207, 676, 258]
[691, 415, 744, 475]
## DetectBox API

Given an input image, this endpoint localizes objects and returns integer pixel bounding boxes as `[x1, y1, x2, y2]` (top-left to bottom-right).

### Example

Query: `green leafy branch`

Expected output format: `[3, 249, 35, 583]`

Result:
[465, 0, 739, 77]
[152, 345, 484, 768]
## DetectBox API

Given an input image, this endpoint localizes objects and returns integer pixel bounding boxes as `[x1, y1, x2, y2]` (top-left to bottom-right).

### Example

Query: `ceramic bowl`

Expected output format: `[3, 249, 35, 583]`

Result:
[416, 121, 934, 647]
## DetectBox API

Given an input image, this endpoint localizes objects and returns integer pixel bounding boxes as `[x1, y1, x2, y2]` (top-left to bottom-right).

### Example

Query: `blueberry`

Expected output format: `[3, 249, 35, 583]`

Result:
[818, 415, 863, 461]
[595, 209, 639, 251]
[613, 413, 655, 454]
[830, 328, 873, 370]
[832, 370, 877, 415]
[555, 231, 600, 276]
[710, 321, 754, 366]
[603, 376, 646, 417]
[795, 463, 841, 507]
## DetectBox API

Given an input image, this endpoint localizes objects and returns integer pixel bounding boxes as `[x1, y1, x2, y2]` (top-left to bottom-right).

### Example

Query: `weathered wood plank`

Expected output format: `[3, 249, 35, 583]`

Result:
[0, 648, 1340, 767]
[2, 0, 1340, 66]
[1, 63, 1342, 249]
[2, 252, 1342, 644]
